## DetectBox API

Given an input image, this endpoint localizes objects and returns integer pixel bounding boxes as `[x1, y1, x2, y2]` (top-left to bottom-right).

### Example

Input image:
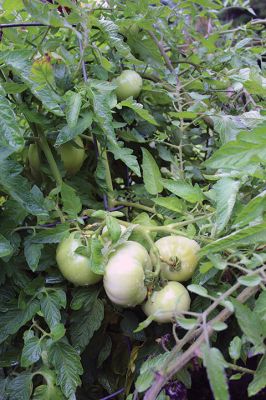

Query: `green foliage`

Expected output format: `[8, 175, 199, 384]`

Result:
[0, 0, 265, 399]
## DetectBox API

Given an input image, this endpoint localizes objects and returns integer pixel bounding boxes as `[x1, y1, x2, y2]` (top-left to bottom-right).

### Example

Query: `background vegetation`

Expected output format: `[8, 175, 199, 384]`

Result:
[0, 0, 265, 399]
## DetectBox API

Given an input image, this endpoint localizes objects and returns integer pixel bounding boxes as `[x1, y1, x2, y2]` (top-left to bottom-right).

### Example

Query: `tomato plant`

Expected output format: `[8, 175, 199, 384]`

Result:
[0, 1, 265, 400]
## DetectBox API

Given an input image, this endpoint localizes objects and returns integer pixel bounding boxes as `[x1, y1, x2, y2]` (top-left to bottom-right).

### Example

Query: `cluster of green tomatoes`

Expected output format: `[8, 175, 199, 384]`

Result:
[56, 229, 200, 324]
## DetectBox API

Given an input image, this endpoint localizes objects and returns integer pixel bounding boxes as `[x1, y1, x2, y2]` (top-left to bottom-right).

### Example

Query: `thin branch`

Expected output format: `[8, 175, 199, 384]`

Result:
[148, 31, 175, 73]
[0, 22, 49, 29]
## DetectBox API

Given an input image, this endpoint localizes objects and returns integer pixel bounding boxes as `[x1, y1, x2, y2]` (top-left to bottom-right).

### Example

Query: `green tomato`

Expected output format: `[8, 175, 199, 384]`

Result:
[142, 281, 191, 323]
[56, 232, 102, 286]
[33, 384, 65, 400]
[58, 136, 85, 176]
[28, 143, 41, 179]
[115, 70, 143, 101]
[155, 235, 200, 282]
[103, 241, 152, 307]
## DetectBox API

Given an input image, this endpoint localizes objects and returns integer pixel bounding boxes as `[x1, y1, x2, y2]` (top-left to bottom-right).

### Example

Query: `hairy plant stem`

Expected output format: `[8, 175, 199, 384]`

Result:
[102, 149, 115, 208]
[113, 200, 157, 215]
[144, 284, 260, 400]
[37, 128, 62, 188]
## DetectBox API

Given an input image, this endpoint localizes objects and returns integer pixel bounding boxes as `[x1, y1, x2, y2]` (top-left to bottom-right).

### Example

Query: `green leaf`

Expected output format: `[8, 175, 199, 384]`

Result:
[202, 346, 229, 400]
[141, 148, 163, 195]
[254, 291, 266, 322]
[31, 224, 70, 244]
[248, 355, 266, 396]
[21, 336, 42, 367]
[211, 321, 228, 331]
[213, 178, 240, 233]
[162, 178, 204, 203]
[51, 323, 66, 341]
[153, 197, 185, 213]
[238, 274, 261, 287]
[70, 299, 104, 352]
[117, 98, 158, 125]
[24, 238, 43, 272]
[41, 291, 66, 329]
[205, 124, 266, 171]
[0, 160, 48, 216]
[0, 234, 13, 258]
[176, 317, 198, 330]
[70, 286, 100, 311]
[200, 222, 266, 256]
[89, 237, 105, 274]
[61, 183, 82, 218]
[229, 336, 242, 361]
[97, 336, 112, 368]
[95, 18, 135, 60]
[232, 300, 264, 351]
[106, 216, 122, 243]
[0, 300, 40, 344]
[233, 190, 266, 228]
[109, 143, 141, 176]
[93, 91, 116, 142]
[55, 112, 92, 146]
[6, 373, 33, 400]
[65, 91, 82, 129]
[187, 284, 209, 297]
[210, 112, 264, 143]
[0, 94, 24, 151]
[49, 341, 83, 399]
[136, 353, 170, 392]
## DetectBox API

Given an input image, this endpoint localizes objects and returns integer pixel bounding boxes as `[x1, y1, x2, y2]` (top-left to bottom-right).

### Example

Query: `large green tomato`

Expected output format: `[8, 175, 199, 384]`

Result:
[115, 70, 143, 101]
[28, 143, 41, 179]
[103, 241, 152, 307]
[142, 281, 191, 323]
[56, 232, 102, 286]
[155, 236, 200, 282]
[58, 136, 85, 176]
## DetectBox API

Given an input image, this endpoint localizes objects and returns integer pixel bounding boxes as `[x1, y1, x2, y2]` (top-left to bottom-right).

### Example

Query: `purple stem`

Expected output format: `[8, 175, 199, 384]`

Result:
[99, 388, 124, 400]
[0, 22, 49, 28]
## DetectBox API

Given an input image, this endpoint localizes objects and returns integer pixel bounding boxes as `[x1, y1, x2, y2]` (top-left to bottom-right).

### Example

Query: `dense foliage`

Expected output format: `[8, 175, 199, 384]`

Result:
[0, 1, 265, 399]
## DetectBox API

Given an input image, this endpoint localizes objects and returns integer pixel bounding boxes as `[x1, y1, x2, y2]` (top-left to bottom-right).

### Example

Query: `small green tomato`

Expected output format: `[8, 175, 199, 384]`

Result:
[142, 281, 191, 323]
[58, 136, 85, 176]
[155, 235, 200, 282]
[56, 232, 102, 286]
[115, 70, 143, 101]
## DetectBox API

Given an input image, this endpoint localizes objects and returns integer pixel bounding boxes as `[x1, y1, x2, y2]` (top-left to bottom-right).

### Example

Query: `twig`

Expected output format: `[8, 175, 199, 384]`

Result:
[148, 31, 175, 73]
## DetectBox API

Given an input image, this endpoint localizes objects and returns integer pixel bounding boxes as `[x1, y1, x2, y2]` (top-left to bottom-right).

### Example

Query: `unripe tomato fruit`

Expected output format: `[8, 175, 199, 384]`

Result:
[56, 232, 102, 286]
[142, 281, 191, 323]
[155, 236, 200, 282]
[115, 70, 143, 101]
[58, 136, 85, 176]
[28, 143, 41, 179]
[103, 241, 152, 307]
